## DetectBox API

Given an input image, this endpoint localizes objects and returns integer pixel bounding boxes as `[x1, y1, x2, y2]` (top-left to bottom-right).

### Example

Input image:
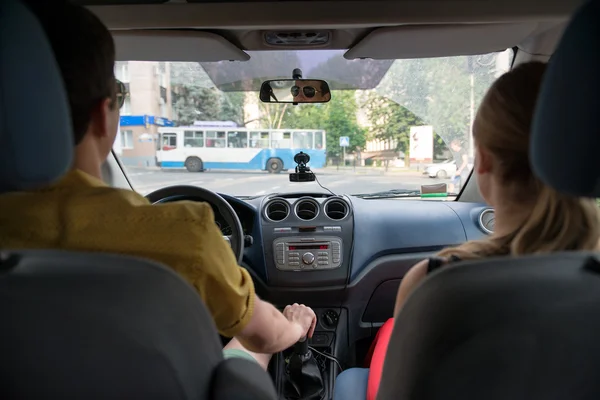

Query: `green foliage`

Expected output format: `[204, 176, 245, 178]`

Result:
[170, 62, 245, 126]
[374, 54, 502, 152]
[363, 91, 423, 154]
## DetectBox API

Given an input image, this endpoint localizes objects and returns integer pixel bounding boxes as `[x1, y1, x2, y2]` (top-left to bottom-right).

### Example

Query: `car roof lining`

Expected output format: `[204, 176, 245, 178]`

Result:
[87, 0, 572, 62]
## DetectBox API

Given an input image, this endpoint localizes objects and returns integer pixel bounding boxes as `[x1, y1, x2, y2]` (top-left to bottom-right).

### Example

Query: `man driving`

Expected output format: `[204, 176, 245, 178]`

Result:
[0, 1, 315, 370]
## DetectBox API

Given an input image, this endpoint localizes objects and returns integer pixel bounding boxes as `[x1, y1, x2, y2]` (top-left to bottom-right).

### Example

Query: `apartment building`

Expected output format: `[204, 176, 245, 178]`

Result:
[114, 61, 175, 167]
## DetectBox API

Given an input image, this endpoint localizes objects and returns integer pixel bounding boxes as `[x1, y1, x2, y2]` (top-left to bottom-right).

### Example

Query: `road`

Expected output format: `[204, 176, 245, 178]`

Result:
[126, 167, 442, 196]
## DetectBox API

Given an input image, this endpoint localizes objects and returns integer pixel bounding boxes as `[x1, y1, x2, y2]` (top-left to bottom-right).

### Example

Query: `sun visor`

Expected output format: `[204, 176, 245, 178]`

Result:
[113, 30, 250, 62]
[200, 50, 394, 91]
[345, 23, 538, 60]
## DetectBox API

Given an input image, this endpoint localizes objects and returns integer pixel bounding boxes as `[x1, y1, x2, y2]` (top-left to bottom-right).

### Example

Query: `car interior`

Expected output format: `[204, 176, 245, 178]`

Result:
[2, 0, 600, 398]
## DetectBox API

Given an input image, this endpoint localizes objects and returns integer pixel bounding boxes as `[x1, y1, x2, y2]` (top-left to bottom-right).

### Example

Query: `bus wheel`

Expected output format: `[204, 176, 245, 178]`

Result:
[185, 157, 203, 172]
[267, 158, 283, 174]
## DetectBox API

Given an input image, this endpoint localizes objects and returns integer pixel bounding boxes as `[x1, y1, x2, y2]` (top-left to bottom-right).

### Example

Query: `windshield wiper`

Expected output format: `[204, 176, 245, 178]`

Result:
[353, 189, 457, 199]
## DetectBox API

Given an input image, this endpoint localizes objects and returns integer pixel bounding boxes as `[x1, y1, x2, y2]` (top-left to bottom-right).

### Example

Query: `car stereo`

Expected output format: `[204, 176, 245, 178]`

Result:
[273, 236, 342, 271]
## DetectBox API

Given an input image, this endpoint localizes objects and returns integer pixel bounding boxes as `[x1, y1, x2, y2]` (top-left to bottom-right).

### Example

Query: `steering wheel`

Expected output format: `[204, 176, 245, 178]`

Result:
[145, 185, 244, 264]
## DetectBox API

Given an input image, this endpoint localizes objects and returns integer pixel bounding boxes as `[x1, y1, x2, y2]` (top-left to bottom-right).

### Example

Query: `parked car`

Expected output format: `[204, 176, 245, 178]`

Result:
[425, 159, 457, 178]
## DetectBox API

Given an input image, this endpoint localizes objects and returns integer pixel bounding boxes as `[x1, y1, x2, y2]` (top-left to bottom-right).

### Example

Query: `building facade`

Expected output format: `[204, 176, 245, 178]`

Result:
[113, 61, 175, 167]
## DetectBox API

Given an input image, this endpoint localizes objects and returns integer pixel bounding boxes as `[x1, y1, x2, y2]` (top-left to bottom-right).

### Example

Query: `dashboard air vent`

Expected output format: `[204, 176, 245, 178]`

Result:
[265, 198, 290, 222]
[479, 209, 495, 234]
[325, 199, 349, 220]
[294, 199, 319, 221]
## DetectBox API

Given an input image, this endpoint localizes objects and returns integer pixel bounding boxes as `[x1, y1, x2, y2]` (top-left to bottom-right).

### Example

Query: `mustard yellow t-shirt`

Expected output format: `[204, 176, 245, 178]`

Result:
[0, 169, 255, 337]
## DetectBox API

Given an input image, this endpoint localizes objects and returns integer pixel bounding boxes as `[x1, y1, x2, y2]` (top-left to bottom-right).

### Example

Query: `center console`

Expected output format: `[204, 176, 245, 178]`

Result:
[261, 195, 353, 287]
[260, 192, 353, 399]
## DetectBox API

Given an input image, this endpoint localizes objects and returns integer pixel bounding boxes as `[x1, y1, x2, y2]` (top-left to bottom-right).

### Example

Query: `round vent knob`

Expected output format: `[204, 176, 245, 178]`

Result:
[264, 199, 290, 222]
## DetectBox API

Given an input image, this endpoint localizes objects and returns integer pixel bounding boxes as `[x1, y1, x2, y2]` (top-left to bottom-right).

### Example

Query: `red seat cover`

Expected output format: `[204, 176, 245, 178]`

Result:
[366, 318, 395, 400]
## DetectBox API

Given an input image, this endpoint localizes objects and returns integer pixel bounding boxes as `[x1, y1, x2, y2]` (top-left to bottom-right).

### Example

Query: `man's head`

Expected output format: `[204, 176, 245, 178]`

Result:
[450, 139, 463, 152]
[27, 1, 122, 173]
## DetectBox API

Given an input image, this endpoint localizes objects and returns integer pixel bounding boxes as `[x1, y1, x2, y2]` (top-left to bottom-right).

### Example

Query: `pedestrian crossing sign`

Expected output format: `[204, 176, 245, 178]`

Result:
[340, 136, 350, 147]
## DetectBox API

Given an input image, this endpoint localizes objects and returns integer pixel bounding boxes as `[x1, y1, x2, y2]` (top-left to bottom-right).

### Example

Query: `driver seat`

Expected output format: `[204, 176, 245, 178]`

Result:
[377, 0, 600, 399]
[0, 1, 275, 399]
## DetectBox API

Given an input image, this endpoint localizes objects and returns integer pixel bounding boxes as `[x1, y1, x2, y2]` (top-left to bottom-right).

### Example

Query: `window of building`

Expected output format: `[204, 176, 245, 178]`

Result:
[227, 131, 248, 148]
[121, 97, 131, 116]
[206, 131, 226, 148]
[115, 62, 130, 83]
[121, 130, 133, 149]
[184, 131, 204, 147]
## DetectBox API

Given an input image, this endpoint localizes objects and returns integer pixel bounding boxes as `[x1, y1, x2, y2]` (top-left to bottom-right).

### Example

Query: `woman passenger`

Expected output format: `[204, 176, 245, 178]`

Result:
[333, 61, 600, 400]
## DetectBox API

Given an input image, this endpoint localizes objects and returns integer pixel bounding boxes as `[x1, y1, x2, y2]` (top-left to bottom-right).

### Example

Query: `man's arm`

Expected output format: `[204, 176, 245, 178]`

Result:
[159, 201, 315, 353]
[236, 296, 315, 354]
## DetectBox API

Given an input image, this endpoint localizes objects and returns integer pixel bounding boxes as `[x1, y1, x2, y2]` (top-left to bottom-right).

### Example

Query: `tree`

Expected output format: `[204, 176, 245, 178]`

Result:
[322, 91, 366, 159]
[371, 53, 505, 156]
[363, 91, 423, 154]
[170, 62, 247, 126]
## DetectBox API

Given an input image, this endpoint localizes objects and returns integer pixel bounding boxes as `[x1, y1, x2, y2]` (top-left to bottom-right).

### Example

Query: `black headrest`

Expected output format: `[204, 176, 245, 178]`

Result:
[531, 0, 600, 197]
[0, 0, 73, 193]
[378, 253, 600, 400]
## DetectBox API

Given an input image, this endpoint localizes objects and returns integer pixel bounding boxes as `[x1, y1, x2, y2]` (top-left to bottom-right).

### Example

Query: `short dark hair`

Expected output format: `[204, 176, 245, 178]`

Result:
[26, 1, 116, 145]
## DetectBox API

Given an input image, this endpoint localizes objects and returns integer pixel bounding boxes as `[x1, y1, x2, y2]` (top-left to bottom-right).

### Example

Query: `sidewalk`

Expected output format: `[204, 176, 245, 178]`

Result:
[320, 166, 426, 176]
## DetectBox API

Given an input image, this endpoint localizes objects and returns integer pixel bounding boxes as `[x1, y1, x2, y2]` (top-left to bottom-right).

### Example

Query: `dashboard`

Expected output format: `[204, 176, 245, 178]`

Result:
[210, 202, 254, 236]
[186, 190, 493, 348]
[215, 191, 493, 282]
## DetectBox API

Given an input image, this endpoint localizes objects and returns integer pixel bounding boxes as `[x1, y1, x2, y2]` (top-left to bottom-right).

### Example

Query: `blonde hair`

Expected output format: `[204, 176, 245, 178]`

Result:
[439, 62, 600, 260]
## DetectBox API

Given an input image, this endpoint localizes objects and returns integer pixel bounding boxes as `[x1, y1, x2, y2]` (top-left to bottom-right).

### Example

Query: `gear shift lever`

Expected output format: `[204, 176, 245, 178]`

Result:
[284, 337, 325, 400]
[294, 336, 309, 355]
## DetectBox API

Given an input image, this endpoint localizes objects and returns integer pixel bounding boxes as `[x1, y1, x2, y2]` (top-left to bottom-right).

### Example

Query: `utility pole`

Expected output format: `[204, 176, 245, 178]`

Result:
[469, 72, 475, 160]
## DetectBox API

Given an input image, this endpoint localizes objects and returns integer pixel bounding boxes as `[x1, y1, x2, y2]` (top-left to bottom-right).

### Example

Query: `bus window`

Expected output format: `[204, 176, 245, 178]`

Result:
[206, 131, 226, 148]
[250, 131, 270, 148]
[162, 132, 177, 150]
[292, 131, 313, 149]
[314, 131, 324, 149]
[184, 131, 204, 148]
[271, 131, 291, 148]
[227, 131, 248, 148]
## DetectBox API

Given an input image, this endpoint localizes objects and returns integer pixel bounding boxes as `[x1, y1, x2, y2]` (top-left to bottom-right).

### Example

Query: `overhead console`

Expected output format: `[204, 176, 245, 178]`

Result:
[260, 195, 354, 287]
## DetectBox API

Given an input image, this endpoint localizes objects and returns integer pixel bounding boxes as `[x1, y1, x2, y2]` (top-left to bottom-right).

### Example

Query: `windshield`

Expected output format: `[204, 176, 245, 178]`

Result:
[114, 49, 512, 198]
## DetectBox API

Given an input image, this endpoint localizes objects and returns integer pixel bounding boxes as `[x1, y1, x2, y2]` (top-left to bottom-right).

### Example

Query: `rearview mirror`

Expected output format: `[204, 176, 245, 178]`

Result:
[259, 79, 331, 104]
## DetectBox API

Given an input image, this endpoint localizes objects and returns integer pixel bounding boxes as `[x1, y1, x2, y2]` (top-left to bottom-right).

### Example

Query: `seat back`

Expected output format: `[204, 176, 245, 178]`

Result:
[0, 250, 277, 399]
[0, 2, 275, 398]
[379, 0, 600, 398]
[0, 0, 72, 192]
[378, 253, 600, 400]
